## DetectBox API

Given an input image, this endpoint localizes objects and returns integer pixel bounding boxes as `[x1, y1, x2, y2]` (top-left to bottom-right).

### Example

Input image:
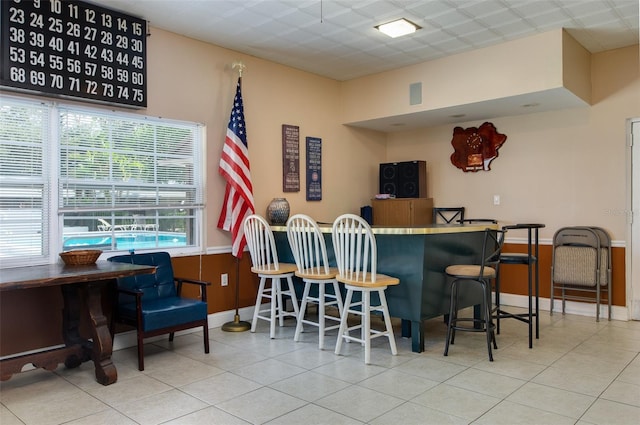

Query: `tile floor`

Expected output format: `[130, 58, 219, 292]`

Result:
[1, 307, 639, 425]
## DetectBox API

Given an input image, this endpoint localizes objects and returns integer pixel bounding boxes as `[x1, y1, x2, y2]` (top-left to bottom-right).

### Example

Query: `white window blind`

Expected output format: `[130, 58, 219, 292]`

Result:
[0, 98, 50, 263]
[0, 96, 204, 266]
[58, 107, 204, 253]
[58, 108, 203, 212]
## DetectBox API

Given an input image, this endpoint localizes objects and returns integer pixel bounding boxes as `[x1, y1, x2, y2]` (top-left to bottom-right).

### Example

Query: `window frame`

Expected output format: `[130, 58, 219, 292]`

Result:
[0, 95, 206, 268]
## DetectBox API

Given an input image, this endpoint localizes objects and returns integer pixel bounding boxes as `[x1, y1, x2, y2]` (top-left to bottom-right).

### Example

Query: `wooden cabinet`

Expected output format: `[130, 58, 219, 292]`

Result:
[372, 198, 433, 226]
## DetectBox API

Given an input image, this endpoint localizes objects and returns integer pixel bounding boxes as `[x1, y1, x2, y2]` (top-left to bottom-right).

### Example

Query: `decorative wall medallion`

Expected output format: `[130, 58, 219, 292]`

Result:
[450, 122, 507, 172]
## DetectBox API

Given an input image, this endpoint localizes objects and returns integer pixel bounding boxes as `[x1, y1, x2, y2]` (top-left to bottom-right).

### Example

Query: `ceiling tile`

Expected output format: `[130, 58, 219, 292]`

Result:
[88, 0, 639, 81]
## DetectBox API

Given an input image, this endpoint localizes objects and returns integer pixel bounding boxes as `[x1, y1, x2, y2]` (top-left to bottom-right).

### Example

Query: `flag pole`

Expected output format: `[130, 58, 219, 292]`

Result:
[221, 257, 251, 332]
[222, 60, 251, 332]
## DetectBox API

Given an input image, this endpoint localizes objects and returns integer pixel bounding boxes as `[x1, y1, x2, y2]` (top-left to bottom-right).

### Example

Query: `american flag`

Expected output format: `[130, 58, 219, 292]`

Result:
[217, 77, 254, 258]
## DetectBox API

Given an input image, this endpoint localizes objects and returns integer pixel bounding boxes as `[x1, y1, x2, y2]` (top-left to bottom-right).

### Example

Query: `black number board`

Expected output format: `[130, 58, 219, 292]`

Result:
[1, 0, 146, 108]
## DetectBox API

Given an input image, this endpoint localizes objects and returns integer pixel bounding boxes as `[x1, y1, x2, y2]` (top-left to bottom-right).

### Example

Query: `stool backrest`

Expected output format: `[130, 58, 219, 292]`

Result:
[433, 207, 465, 224]
[286, 214, 331, 275]
[332, 214, 377, 283]
[481, 228, 506, 275]
[243, 214, 281, 271]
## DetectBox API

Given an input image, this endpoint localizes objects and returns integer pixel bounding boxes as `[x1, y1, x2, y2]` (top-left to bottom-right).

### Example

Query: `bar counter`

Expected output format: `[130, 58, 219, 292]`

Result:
[271, 223, 498, 352]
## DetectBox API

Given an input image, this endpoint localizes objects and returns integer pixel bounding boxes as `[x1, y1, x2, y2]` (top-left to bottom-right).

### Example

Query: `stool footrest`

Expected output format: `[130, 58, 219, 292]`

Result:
[449, 317, 495, 333]
[494, 309, 536, 324]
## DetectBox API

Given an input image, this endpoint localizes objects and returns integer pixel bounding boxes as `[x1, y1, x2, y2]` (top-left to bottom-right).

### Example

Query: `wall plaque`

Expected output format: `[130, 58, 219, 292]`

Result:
[1, 0, 147, 108]
[450, 122, 507, 172]
[306, 137, 322, 201]
[282, 124, 299, 192]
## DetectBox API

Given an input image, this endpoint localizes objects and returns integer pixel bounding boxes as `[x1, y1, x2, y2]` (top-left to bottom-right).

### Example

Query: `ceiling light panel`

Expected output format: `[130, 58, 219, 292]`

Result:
[376, 18, 421, 38]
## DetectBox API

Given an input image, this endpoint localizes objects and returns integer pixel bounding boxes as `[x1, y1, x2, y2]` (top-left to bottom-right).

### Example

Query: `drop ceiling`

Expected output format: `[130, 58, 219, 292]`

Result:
[89, 0, 639, 130]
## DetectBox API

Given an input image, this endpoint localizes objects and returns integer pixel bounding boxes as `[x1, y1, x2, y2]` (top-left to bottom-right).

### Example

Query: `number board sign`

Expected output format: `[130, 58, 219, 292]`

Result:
[1, 0, 146, 108]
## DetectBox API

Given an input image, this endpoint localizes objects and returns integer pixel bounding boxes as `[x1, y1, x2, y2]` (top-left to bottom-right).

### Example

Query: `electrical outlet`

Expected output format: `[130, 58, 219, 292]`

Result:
[221, 273, 228, 286]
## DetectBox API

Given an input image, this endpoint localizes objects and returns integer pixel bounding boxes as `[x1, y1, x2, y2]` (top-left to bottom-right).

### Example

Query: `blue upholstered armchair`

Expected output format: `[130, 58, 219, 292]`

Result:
[108, 252, 210, 370]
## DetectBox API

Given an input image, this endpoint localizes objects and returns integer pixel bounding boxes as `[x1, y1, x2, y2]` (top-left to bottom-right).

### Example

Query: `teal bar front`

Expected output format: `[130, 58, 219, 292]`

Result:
[272, 223, 495, 353]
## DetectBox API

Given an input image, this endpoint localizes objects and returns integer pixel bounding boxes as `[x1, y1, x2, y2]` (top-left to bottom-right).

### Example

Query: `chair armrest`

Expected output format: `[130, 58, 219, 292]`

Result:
[175, 277, 211, 302]
[175, 277, 211, 287]
[116, 287, 143, 296]
[115, 287, 143, 310]
[112, 287, 144, 327]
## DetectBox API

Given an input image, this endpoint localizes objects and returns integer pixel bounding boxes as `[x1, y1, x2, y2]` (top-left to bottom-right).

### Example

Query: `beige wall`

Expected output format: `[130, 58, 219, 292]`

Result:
[137, 28, 388, 248]
[3, 27, 637, 248]
[102, 28, 640, 245]
[340, 29, 579, 124]
[384, 45, 639, 241]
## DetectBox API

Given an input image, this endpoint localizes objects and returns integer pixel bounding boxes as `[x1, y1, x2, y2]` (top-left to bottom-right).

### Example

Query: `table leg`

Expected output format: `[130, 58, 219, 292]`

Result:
[61, 285, 91, 368]
[84, 282, 117, 385]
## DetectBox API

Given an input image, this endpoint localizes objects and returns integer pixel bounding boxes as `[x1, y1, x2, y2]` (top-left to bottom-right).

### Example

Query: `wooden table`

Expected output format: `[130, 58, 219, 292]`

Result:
[272, 223, 497, 353]
[0, 262, 155, 385]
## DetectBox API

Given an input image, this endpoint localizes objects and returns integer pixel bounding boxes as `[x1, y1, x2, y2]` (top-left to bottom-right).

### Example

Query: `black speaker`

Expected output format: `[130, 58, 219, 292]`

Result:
[379, 163, 398, 196]
[379, 161, 426, 198]
[398, 160, 426, 198]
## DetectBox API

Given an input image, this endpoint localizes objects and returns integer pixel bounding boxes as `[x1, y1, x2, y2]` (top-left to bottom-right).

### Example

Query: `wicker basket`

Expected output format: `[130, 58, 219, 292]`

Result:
[59, 249, 102, 265]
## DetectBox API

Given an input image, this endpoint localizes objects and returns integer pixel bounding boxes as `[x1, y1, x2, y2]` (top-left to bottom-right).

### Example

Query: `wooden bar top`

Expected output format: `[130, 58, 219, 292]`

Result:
[271, 222, 498, 235]
[0, 262, 155, 291]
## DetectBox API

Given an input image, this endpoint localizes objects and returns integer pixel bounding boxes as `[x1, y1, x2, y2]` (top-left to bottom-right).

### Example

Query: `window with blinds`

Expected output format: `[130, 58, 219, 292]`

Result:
[0, 98, 50, 263]
[0, 96, 204, 267]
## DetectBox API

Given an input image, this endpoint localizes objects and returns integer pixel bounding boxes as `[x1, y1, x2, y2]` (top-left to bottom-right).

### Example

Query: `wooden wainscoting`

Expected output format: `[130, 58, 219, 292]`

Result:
[172, 253, 259, 315]
[499, 243, 625, 307]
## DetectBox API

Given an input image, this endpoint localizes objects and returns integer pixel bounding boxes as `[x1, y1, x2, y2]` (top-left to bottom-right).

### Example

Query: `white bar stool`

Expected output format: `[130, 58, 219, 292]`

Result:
[244, 214, 299, 338]
[332, 214, 399, 364]
[287, 214, 344, 350]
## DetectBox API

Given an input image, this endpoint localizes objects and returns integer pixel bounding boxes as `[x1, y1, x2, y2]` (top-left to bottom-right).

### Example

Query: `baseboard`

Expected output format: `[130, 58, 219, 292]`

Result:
[496, 292, 628, 321]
